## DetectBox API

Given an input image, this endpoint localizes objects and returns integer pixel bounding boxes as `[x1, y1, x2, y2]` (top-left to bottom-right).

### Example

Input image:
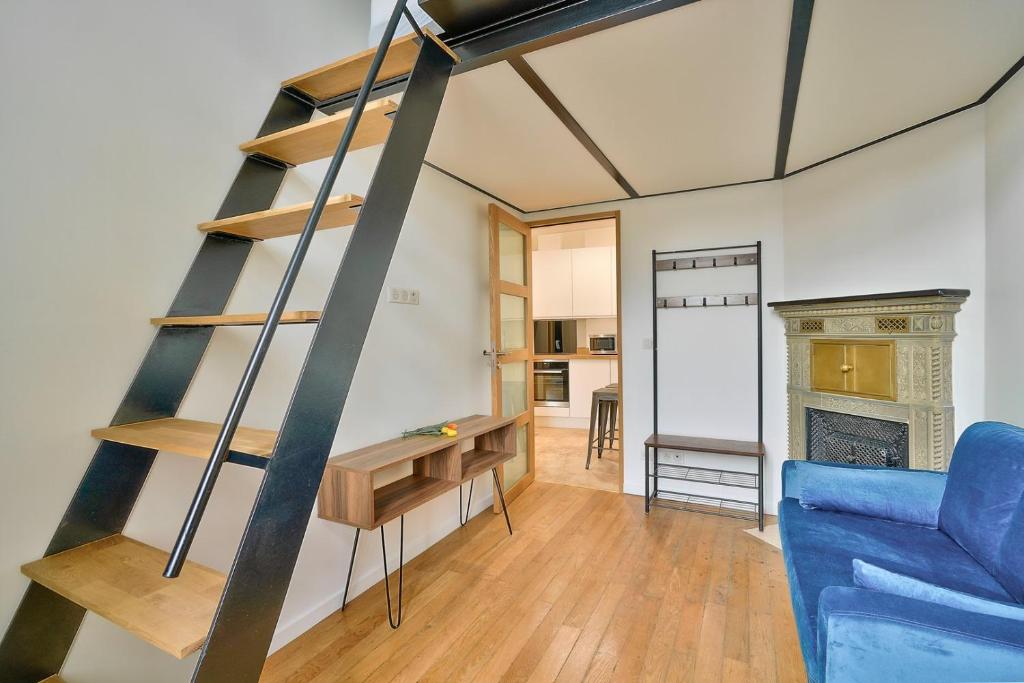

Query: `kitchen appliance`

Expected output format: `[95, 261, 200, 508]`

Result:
[534, 361, 569, 407]
[588, 334, 617, 355]
[534, 319, 577, 355]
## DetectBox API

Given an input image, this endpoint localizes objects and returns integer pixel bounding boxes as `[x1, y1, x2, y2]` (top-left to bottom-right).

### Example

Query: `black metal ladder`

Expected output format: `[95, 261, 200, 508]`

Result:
[0, 3, 457, 681]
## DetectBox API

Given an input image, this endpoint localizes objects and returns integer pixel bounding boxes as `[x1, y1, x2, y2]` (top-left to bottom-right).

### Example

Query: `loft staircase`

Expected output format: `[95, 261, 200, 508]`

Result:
[0, 5, 458, 682]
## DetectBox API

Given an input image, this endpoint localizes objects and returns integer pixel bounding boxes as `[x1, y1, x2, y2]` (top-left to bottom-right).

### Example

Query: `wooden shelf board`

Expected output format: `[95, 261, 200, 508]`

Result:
[329, 415, 516, 474]
[283, 34, 421, 101]
[374, 475, 456, 528]
[239, 99, 397, 166]
[92, 418, 276, 460]
[151, 311, 321, 327]
[645, 433, 764, 458]
[461, 448, 511, 482]
[198, 195, 362, 240]
[21, 535, 225, 659]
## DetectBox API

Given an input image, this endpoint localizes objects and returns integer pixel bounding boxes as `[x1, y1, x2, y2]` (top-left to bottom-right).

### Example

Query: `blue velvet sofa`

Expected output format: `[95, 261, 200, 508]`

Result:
[779, 421, 1024, 682]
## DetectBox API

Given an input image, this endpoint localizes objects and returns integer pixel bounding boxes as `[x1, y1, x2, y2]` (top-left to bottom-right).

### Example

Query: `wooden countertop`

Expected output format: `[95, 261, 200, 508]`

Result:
[533, 353, 618, 361]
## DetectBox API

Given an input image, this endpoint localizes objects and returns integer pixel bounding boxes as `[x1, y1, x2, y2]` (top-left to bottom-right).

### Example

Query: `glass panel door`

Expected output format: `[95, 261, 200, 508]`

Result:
[488, 205, 535, 505]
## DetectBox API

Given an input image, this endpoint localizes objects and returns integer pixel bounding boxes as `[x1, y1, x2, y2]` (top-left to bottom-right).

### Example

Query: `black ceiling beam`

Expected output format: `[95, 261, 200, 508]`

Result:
[773, 0, 814, 179]
[442, 0, 701, 74]
[508, 55, 639, 198]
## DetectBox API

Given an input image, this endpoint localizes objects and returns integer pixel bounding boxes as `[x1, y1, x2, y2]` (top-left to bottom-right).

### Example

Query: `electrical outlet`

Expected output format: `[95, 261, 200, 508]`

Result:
[388, 286, 420, 305]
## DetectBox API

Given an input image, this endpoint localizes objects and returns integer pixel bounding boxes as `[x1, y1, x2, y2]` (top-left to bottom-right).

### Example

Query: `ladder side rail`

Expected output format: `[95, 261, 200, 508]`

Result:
[192, 38, 456, 682]
[0, 91, 311, 683]
[163, 0, 412, 579]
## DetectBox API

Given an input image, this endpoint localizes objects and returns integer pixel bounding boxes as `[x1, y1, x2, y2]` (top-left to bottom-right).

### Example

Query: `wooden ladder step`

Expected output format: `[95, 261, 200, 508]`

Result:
[283, 31, 459, 102]
[284, 33, 421, 101]
[21, 535, 226, 659]
[198, 195, 362, 240]
[239, 99, 397, 166]
[92, 418, 276, 465]
[151, 311, 321, 327]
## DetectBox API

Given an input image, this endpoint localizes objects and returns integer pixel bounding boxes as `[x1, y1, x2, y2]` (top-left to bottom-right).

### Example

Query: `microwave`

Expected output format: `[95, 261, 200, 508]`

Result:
[589, 334, 617, 355]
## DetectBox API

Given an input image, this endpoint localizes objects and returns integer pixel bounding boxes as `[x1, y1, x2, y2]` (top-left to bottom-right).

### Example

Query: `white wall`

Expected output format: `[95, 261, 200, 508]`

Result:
[530, 105, 994, 511]
[784, 109, 988, 434]
[0, 2, 501, 681]
[985, 69, 1024, 425]
[532, 183, 789, 506]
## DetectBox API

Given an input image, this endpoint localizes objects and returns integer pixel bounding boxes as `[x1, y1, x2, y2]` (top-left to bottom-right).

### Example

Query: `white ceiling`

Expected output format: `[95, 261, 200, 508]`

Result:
[423, 0, 1024, 212]
[524, 0, 791, 195]
[788, 0, 1024, 171]
[426, 61, 628, 211]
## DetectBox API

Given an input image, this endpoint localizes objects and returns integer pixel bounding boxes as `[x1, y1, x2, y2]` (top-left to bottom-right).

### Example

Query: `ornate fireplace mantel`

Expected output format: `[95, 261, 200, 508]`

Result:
[768, 289, 970, 471]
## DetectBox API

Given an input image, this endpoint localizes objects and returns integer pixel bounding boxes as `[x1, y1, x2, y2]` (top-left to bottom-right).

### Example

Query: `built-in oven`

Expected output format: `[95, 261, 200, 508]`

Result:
[534, 361, 569, 407]
[588, 334, 617, 355]
[534, 319, 577, 355]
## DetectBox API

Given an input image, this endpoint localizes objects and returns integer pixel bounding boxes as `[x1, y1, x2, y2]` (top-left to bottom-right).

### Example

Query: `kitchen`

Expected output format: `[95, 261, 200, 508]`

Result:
[531, 216, 621, 492]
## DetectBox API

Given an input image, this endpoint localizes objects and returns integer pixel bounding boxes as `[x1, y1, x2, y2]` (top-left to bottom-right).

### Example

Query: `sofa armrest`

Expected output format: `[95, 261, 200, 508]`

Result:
[817, 587, 1024, 682]
[781, 460, 946, 526]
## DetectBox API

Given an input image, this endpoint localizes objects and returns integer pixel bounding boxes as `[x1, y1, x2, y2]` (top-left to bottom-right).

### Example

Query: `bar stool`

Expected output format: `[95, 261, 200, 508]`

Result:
[586, 384, 619, 469]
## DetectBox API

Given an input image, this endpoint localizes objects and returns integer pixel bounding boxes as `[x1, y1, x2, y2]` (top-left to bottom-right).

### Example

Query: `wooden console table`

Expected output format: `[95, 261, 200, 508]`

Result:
[317, 414, 516, 627]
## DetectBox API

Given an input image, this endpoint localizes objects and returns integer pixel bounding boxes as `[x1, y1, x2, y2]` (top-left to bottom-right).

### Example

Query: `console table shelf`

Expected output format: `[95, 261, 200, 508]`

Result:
[318, 414, 516, 530]
[318, 414, 517, 630]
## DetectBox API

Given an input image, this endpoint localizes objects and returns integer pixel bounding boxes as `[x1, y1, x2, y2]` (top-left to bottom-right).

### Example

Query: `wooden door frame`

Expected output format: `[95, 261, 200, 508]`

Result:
[489, 205, 535, 507]
[526, 210, 623, 495]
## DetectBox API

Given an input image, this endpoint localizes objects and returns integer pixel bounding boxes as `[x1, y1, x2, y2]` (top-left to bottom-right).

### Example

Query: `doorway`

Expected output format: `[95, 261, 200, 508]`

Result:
[527, 211, 623, 494]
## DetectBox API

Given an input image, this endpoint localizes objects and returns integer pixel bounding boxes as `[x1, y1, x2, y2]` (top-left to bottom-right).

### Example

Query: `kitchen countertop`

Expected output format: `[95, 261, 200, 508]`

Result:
[533, 352, 618, 361]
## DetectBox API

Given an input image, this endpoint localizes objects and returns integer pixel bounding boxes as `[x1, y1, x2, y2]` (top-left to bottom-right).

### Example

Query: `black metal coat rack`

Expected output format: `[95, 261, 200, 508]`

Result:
[647, 241, 765, 529]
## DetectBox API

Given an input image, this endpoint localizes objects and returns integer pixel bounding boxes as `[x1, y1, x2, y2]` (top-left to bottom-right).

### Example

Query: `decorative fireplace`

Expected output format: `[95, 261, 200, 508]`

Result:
[806, 408, 909, 468]
[769, 289, 969, 471]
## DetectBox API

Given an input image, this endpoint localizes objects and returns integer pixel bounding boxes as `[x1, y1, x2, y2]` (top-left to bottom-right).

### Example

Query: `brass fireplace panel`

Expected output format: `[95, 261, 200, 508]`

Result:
[811, 339, 896, 401]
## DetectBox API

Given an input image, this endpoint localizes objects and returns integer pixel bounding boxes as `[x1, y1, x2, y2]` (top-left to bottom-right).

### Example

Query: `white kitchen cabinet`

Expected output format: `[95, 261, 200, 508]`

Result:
[569, 359, 614, 418]
[609, 246, 617, 316]
[532, 249, 573, 319]
[609, 359, 619, 384]
[571, 247, 615, 318]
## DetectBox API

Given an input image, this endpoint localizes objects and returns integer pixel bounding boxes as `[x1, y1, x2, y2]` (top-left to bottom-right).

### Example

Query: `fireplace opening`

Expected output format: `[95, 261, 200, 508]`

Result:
[806, 408, 909, 468]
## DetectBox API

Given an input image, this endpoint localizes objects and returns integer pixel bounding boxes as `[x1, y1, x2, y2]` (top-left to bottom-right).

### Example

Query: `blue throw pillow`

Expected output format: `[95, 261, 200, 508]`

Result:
[798, 466, 946, 527]
[852, 559, 1024, 621]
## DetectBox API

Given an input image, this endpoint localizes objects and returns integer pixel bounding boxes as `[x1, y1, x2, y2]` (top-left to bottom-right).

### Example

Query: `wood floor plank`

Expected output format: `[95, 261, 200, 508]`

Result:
[259, 484, 804, 683]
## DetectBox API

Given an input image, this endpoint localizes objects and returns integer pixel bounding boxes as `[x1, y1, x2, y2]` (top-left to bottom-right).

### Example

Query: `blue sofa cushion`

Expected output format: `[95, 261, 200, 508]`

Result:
[798, 466, 946, 527]
[939, 421, 1024, 602]
[779, 498, 1013, 681]
[853, 559, 1024, 620]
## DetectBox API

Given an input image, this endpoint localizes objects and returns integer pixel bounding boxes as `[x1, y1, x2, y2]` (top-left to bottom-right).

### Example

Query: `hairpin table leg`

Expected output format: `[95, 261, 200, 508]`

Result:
[459, 479, 474, 526]
[380, 515, 404, 629]
[491, 468, 512, 536]
[341, 527, 360, 611]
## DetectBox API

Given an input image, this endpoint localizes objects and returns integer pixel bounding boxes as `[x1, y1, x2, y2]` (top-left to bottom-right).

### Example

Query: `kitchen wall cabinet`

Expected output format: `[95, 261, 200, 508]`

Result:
[532, 249, 573, 319]
[571, 247, 615, 318]
[532, 246, 616, 319]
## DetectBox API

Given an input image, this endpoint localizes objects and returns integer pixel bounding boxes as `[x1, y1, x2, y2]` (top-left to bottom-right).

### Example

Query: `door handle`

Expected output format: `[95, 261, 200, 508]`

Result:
[483, 348, 508, 369]
[840, 364, 854, 373]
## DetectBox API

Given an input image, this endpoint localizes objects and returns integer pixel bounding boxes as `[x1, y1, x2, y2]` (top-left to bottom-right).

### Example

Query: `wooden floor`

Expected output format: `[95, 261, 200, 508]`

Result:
[535, 428, 619, 493]
[262, 483, 804, 683]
